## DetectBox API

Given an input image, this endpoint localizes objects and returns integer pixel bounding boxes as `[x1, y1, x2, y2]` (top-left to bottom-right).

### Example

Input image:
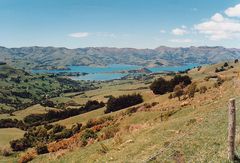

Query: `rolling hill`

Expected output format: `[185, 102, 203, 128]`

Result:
[1, 46, 240, 70]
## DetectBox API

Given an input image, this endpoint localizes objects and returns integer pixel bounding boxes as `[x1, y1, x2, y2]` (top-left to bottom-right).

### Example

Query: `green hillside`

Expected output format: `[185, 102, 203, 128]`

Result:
[0, 64, 96, 113]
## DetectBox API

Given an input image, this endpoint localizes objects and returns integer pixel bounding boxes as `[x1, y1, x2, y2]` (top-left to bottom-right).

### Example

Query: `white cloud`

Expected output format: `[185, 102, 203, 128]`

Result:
[194, 13, 240, 40]
[69, 32, 89, 38]
[225, 4, 240, 17]
[169, 38, 193, 43]
[211, 13, 224, 22]
[172, 28, 187, 35]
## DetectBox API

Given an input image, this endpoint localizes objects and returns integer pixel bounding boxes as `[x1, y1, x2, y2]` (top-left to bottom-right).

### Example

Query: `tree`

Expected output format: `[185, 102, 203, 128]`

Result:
[105, 94, 143, 113]
[170, 75, 192, 90]
[150, 75, 192, 95]
[150, 77, 171, 95]
[235, 59, 239, 63]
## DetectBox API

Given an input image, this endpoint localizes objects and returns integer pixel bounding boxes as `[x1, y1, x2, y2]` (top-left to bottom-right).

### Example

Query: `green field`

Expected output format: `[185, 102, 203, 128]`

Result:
[0, 128, 25, 147]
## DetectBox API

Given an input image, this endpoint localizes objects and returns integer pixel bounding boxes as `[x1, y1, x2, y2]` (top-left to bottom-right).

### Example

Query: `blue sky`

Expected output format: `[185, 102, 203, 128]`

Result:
[1, 0, 240, 48]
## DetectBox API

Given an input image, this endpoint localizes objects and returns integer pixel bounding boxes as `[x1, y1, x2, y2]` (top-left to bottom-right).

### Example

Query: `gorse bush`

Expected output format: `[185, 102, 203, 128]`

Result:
[150, 75, 192, 95]
[105, 94, 143, 113]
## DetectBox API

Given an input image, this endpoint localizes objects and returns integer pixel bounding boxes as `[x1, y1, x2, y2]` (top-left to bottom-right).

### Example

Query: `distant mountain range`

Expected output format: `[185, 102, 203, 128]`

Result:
[1, 46, 240, 70]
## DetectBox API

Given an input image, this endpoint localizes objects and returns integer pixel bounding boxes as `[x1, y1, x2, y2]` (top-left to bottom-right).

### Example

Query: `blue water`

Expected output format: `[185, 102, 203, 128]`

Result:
[32, 64, 199, 81]
[71, 73, 126, 81]
[32, 64, 141, 74]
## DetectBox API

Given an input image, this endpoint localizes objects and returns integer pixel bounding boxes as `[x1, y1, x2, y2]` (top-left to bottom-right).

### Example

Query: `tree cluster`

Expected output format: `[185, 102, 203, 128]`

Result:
[105, 94, 143, 113]
[150, 75, 192, 95]
[0, 119, 28, 130]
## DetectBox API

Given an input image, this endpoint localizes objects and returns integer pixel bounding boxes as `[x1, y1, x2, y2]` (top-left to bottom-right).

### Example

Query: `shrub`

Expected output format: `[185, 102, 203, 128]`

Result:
[223, 62, 229, 67]
[86, 116, 113, 128]
[235, 59, 239, 63]
[36, 143, 49, 155]
[150, 75, 191, 95]
[150, 77, 171, 95]
[0, 118, 27, 130]
[168, 93, 173, 99]
[71, 123, 82, 134]
[51, 124, 65, 134]
[170, 75, 191, 90]
[173, 83, 185, 101]
[105, 94, 143, 113]
[81, 129, 97, 143]
[186, 83, 197, 98]
[215, 66, 225, 73]
[214, 77, 224, 88]
[10, 138, 31, 151]
[199, 86, 207, 94]
[101, 125, 119, 140]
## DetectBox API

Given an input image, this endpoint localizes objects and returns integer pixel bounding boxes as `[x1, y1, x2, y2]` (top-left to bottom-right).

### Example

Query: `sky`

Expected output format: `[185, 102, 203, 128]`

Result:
[0, 0, 240, 49]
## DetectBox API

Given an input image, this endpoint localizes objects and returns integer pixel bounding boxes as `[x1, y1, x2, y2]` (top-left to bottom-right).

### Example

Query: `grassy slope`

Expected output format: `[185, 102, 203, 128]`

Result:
[31, 62, 240, 162]
[0, 104, 57, 120]
[0, 128, 25, 147]
[34, 85, 237, 162]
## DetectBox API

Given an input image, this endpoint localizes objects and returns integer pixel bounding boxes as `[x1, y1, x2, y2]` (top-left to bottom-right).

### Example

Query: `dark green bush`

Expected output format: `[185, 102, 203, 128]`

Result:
[10, 138, 31, 151]
[150, 75, 191, 95]
[105, 94, 143, 113]
[36, 143, 49, 155]
[223, 62, 228, 67]
[150, 77, 171, 95]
